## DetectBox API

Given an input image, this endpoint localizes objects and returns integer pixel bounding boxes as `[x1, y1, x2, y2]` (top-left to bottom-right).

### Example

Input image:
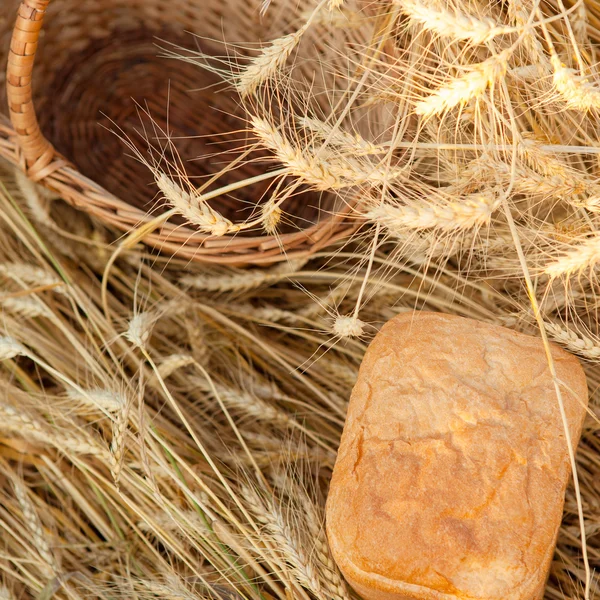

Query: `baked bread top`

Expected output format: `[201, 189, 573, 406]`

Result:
[326, 312, 588, 600]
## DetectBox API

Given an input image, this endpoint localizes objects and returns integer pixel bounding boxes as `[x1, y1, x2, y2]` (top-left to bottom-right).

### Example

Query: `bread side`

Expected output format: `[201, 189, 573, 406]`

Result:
[326, 312, 588, 600]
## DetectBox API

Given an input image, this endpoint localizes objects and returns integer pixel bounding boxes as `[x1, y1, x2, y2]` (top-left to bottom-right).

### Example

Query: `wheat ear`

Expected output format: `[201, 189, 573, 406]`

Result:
[13, 481, 57, 576]
[298, 116, 386, 155]
[368, 193, 499, 232]
[397, 0, 513, 44]
[416, 50, 511, 116]
[544, 235, 600, 279]
[237, 23, 310, 96]
[550, 55, 600, 111]
[545, 321, 600, 360]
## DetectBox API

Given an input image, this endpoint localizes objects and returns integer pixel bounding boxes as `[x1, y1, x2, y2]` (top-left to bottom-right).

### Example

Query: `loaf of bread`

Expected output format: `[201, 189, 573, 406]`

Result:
[326, 312, 588, 600]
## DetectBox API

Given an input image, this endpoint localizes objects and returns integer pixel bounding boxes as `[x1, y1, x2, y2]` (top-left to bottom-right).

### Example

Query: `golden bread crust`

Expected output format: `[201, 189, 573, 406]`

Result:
[326, 312, 588, 600]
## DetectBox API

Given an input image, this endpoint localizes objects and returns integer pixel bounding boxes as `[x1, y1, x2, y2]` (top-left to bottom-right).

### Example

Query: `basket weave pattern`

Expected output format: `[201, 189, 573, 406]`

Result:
[0, 0, 358, 264]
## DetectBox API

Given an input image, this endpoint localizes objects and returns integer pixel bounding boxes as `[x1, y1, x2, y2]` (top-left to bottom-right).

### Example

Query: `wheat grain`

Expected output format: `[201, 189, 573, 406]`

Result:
[506, 0, 546, 61]
[368, 192, 499, 232]
[544, 321, 600, 360]
[551, 55, 600, 111]
[544, 235, 600, 278]
[231, 303, 303, 324]
[397, 0, 512, 44]
[416, 50, 510, 116]
[237, 24, 309, 96]
[289, 485, 350, 600]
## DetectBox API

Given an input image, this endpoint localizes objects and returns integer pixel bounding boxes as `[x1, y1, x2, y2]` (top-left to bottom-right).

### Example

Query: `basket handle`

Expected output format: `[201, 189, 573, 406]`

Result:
[6, 0, 55, 179]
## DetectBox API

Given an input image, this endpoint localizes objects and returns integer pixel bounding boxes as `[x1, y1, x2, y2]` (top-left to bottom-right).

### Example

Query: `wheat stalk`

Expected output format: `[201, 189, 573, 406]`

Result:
[397, 0, 513, 44]
[416, 50, 511, 116]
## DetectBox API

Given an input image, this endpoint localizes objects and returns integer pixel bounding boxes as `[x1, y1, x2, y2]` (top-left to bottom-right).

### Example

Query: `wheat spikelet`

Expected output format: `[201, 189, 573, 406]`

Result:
[125, 312, 155, 351]
[13, 481, 57, 577]
[328, 0, 344, 8]
[237, 23, 309, 96]
[0, 336, 27, 361]
[544, 321, 600, 360]
[1, 296, 51, 318]
[155, 173, 236, 236]
[551, 56, 600, 111]
[14, 169, 54, 226]
[369, 192, 499, 232]
[262, 200, 283, 235]
[415, 50, 510, 116]
[332, 315, 365, 338]
[397, 0, 512, 44]
[544, 235, 600, 278]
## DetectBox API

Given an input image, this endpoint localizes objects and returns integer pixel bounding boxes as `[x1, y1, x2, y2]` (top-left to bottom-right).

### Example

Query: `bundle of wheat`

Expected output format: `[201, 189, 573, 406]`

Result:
[0, 140, 598, 599]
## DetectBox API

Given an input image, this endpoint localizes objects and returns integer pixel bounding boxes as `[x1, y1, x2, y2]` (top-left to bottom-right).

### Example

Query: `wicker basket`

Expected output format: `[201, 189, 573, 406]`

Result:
[0, 0, 361, 265]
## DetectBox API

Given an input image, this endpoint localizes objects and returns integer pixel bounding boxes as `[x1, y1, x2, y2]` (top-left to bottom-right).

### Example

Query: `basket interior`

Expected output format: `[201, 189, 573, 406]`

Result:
[17, 1, 338, 235]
